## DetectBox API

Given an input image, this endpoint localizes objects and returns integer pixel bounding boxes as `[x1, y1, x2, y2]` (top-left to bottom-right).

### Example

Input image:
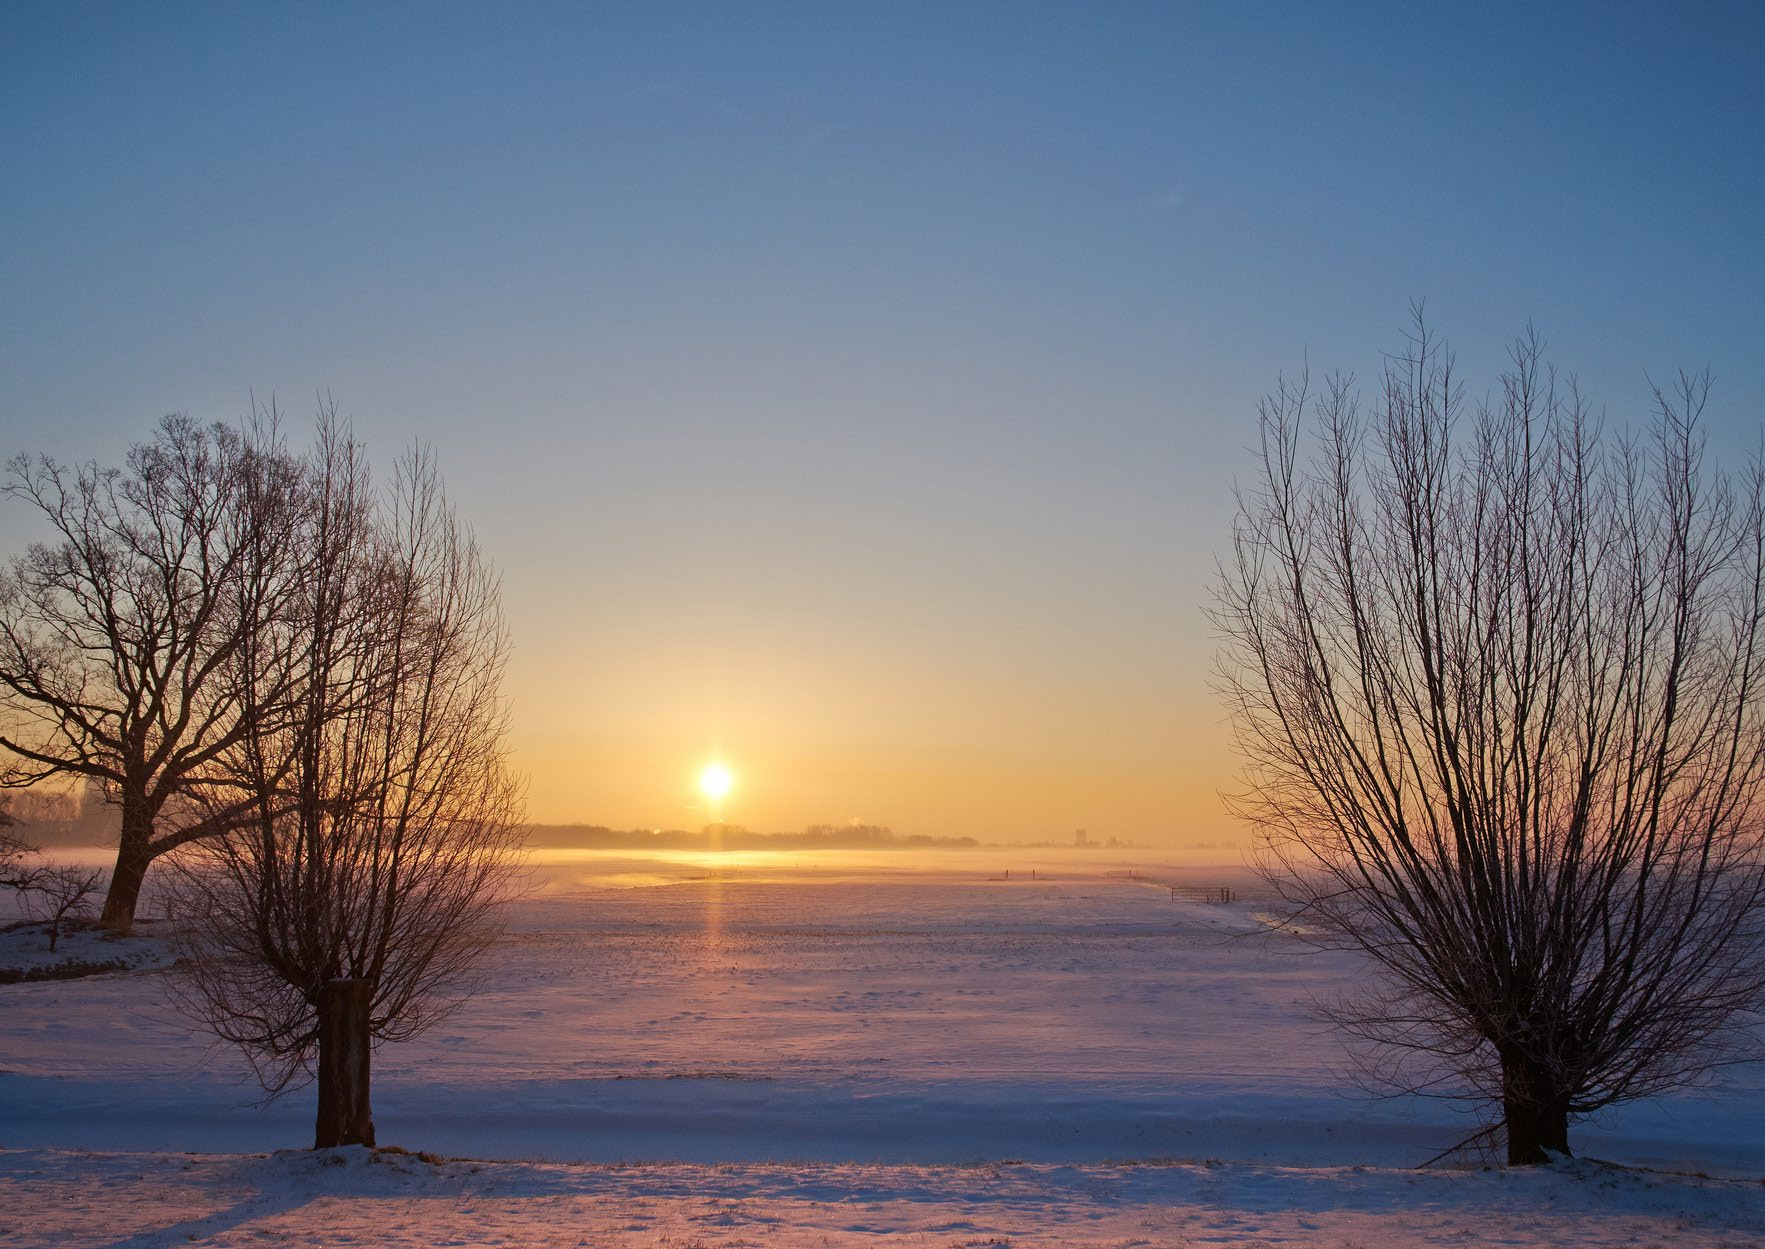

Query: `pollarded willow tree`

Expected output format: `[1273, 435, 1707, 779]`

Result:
[171, 424, 523, 1149]
[1215, 318, 1765, 1165]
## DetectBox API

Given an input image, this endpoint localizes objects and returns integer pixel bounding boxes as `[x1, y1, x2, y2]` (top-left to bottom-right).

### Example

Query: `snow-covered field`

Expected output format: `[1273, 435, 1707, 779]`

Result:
[3, 848, 1763, 1247]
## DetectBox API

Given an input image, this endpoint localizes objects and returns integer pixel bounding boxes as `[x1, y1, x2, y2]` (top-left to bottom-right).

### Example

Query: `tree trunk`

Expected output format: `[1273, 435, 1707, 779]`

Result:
[1501, 1051, 1571, 1165]
[98, 792, 154, 932]
[314, 979, 375, 1149]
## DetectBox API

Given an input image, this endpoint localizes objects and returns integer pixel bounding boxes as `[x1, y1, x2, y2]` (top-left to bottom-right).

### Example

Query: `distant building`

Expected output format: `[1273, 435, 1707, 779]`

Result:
[1074, 829, 1088, 847]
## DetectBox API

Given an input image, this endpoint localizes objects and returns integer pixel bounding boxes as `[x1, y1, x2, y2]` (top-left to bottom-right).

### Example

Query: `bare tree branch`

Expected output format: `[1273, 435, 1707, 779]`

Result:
[0, 409, 310, 929]
[1215, 313, 1765, 1164]
[169, 418, 523, 1148]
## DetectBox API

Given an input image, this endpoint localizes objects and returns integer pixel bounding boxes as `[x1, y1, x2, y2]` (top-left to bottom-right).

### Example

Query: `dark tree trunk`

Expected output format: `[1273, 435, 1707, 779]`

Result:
[314, 979, 375, 1149]
[99, 792, 155, 932]
[1501, 1051, 1571, 1165]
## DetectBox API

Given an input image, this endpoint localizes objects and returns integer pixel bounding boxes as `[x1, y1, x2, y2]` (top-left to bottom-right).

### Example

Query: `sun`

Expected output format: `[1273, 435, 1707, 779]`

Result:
[699, 762, 734, 803]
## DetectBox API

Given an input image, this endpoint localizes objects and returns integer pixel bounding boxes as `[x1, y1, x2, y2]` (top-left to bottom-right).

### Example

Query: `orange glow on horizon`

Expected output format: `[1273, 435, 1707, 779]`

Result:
[500, 610, 1243, 852]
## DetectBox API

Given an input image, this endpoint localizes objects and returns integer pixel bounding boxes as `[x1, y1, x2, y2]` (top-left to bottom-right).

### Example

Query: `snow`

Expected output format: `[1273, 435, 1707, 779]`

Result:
[2, 847, 1762, 1246]
[6, 1147, 1763, 1248]
[0, 918, 177, 980]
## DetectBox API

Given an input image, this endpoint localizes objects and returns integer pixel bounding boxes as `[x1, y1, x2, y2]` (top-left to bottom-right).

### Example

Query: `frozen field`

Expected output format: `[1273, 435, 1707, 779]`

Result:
[3, 849, 1763, 1247]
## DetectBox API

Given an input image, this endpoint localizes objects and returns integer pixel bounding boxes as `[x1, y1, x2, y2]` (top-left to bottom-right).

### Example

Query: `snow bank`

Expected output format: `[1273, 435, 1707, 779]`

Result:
[4, 1146, 1762, 1249]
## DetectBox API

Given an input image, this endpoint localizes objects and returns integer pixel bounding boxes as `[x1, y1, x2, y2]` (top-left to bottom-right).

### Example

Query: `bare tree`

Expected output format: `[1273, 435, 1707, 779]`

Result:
[0, 415, 306, 930]
[171, 426, 523, 1149]
[2, 807, 104, 949]
[30, 863, 105, 952]
[1215, 316, 1765, 1164]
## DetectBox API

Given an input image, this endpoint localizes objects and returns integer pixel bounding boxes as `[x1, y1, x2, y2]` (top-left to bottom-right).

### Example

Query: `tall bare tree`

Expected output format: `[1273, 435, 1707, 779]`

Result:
[0, 415, 305, 929]
[1215, 317, 1765, 1164]
[171, 426, 523, 1148]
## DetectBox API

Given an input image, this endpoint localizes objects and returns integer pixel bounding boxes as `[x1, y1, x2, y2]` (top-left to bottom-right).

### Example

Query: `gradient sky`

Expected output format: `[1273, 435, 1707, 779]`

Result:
[3, 3, 1763, 850]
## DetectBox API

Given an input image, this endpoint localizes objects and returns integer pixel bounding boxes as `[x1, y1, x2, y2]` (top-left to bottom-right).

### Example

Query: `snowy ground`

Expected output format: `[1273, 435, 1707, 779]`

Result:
[7, 1145, 1764, 1249]
[0, 916, 177, 981]
[3, 848, 1763, 1247]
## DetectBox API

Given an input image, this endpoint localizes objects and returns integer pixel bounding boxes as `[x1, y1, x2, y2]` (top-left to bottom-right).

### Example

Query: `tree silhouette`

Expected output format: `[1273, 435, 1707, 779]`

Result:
[171, 423, 522, 1148]
[1216, 317, 1765, 1164]
[0, 416, 305, 929]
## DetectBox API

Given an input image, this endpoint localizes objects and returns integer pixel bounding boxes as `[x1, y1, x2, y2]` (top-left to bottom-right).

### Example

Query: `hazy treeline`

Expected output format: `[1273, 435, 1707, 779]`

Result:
[525, 823, 980, 850]
[0, 786, 112, 846]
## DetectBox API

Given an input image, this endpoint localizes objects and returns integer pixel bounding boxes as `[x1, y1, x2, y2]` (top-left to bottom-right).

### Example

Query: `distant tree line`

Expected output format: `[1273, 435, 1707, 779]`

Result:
[0, 787, 111, 843]
[524, 823, 980, 850]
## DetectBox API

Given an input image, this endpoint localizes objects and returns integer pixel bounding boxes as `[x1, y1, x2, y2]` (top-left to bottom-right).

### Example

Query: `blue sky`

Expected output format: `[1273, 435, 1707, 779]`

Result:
[3, 3, 1762, 841]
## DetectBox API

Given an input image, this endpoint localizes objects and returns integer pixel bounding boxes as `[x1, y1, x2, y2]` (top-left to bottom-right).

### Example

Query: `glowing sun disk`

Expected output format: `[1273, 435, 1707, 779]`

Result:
[699, 762, 734, 802]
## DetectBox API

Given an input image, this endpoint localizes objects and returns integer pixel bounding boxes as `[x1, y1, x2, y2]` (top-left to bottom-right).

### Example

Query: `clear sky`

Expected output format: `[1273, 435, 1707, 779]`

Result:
[3, 3, 1762, 849]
